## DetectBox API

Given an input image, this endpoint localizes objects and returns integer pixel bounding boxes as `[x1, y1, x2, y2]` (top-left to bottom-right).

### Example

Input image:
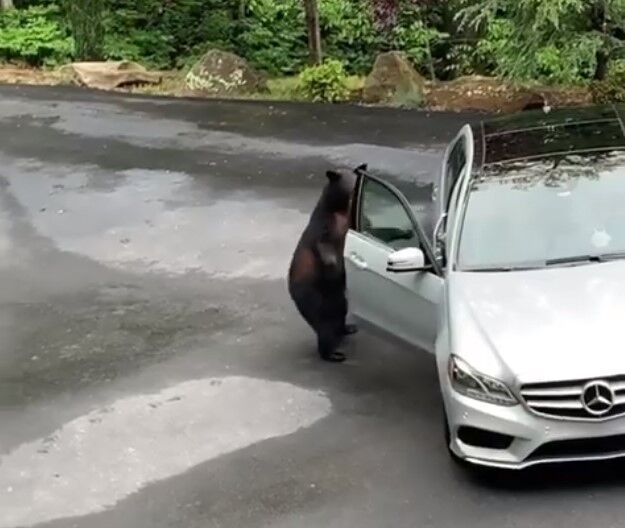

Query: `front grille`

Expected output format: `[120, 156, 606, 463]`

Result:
[528, 434, 625, 461]
[521, 375, 625, 420]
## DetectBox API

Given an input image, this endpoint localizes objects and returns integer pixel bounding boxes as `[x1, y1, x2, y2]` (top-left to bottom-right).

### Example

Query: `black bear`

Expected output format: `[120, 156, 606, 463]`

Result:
[288, 164, 366, 362]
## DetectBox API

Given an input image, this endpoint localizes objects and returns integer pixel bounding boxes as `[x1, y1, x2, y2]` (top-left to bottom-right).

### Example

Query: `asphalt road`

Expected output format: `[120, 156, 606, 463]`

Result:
[1, 85, 625, 528]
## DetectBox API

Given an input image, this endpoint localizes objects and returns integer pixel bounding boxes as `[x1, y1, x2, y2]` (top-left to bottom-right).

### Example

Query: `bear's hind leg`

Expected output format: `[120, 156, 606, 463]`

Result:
[290, 284, 345, 362]
[318, 320, 346, 363]
[335, 290, 358, 337]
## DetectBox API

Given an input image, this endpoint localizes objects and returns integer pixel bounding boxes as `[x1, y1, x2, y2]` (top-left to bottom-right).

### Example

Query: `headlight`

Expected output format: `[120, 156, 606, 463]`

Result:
[448, 355, 517, 406]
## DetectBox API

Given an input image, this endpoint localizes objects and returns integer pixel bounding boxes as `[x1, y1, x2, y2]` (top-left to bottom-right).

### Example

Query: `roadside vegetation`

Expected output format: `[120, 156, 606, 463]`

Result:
[0, 0, 624, 109]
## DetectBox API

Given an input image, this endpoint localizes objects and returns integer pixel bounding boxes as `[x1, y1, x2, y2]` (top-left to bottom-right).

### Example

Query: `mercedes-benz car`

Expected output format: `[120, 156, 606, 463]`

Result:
[345, 104, 625, 470]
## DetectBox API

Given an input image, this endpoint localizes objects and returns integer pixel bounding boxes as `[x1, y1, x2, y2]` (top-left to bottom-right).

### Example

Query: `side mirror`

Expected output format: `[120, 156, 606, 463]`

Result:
[387, 247, 428, 273]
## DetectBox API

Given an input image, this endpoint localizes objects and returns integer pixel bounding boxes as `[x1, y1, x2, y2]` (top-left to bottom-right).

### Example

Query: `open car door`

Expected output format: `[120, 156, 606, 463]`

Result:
[434, 125, 473, 255]
[344, 173, 443, 354]
[438, 124, 472, 219]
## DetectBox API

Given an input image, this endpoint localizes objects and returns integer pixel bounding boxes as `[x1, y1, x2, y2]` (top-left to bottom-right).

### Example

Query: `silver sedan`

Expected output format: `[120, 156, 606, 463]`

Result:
[345, 105, 625, 470]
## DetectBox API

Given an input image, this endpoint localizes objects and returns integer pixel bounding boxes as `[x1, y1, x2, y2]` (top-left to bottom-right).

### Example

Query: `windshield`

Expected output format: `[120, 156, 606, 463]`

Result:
[457, 151, 625, 271]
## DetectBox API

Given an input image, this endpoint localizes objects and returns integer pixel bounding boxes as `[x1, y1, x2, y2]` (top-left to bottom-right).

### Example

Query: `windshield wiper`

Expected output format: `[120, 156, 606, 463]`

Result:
[465, 252, 625, 272]
[545, 255, 603, 266]
[596, 251, 625, 261]
[463, 263, 542, 272]
[546, 252, 625, 267]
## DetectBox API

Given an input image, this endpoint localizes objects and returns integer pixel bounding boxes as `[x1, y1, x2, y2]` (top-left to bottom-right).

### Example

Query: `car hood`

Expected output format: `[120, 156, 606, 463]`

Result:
[449, 261, 625, 383]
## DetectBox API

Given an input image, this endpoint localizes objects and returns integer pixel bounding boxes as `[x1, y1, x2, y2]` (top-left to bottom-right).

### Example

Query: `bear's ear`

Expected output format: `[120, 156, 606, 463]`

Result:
[326, 170, 341, 182]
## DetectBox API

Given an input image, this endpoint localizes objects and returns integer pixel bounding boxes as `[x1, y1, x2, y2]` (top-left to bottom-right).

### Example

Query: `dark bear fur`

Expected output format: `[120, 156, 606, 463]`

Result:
[288, 164, 366, 362]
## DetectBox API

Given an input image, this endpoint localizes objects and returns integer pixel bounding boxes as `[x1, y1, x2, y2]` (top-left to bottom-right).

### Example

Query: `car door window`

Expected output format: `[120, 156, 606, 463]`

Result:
[359, 178, 420, 250]
[444, 137, 467, 211]
[435, 135, 469, 266]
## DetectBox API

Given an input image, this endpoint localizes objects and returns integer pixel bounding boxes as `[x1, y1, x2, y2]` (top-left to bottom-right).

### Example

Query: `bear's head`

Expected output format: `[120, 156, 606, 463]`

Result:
[321, 164, 367, 213]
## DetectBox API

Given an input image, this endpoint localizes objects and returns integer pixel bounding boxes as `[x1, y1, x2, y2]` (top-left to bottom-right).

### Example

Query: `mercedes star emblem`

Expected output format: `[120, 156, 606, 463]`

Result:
[581, 381, 615, 417]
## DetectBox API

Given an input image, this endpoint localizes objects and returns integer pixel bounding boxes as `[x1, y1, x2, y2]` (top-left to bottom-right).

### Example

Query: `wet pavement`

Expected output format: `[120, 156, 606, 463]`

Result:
[1, 85, 625, 528]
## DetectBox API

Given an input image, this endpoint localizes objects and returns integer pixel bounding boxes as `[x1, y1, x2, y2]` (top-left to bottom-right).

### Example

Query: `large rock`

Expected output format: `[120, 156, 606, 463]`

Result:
[58, 61, 162, 90]
[363, 51, 426, 105]
[186, 50, 266, 96]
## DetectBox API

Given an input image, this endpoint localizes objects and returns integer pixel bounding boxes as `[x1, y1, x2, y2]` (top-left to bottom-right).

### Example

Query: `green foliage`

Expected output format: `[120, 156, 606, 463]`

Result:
[535, 37, 600, 84]
[475, 16, 601, 84]
[63, 0, 104, 60]
[7, 0, 625, 92]
[298, 58, 349, 102]
[267, 76, 304, 100]
[442, 42, 480, 78]
[104, 29, 174, 70]
[163, 0, 236, 57]
[102, 0, 239, 70]
[235, 0, 383, 76]
[236, 0, 307, 75]
[459, 0, 625, 84]
[592, 60, 625, 102]
[391, 84, 424, 108]
[0, 5, 71, 66]
[320, 0, 382, 74]
[102, 0, 177, 69]
[391, 6, 447, 78]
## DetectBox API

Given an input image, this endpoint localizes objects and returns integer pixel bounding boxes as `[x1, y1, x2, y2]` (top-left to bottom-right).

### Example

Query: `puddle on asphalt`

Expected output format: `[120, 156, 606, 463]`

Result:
[2, 160, 309, 279]
[0, 376, 331, 528]
[0, 207, 15, 269]
[2, 155, 439, 278]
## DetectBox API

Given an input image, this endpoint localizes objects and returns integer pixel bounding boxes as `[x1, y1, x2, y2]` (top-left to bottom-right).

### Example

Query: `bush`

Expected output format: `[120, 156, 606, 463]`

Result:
[0, 5, 72, 66]
[298, 59, 349, 102]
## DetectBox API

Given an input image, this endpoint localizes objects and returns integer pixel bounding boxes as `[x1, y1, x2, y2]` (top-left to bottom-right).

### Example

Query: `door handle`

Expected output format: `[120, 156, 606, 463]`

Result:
[348, 252, 368, 270]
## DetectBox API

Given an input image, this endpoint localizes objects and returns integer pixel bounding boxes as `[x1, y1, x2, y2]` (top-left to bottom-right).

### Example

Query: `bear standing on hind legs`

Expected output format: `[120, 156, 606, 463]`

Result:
[288, 165, 366, 362]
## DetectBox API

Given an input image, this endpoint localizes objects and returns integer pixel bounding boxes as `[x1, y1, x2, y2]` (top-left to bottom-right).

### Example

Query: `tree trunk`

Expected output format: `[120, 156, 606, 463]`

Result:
[303, 0, 322, 65]
[592, 0, 609, 80]
[0, 0, 15, 10]
[65, 0, 105, 61]
[425, 39, 436, 81]
[595, 51, 609, 81]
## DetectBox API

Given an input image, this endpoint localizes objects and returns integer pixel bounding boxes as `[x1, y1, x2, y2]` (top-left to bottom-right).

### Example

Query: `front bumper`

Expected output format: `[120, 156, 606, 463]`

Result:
[441, 376, 625, 470]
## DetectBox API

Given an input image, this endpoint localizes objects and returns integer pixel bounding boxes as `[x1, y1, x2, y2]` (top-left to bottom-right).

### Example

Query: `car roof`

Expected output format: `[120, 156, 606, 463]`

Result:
[470, 104, 625, 170]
